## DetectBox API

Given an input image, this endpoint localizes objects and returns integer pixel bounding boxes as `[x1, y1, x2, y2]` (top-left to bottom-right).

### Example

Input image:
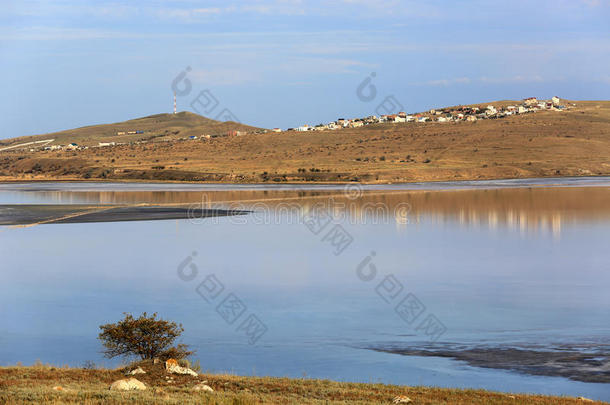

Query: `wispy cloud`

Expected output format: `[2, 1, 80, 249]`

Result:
[424, 77, 471, 86]
[190, 68, 263, 86]
[413, 75, 561, 87]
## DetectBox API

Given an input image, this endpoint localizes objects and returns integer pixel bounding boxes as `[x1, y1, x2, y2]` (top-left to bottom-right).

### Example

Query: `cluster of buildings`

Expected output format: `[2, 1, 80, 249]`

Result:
[279, 96, 568, 132]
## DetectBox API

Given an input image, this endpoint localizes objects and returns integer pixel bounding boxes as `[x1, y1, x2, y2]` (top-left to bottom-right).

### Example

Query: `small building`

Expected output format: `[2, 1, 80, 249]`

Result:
[66, 143, 79, 150]
[98, 142, 115, 147]
[524, 97, 538, 106]
[552, 96, 560, 106]
[117, 131, 125, 135]
[271, 128, 282, 132]
[518, 106, 526, 114]
[466, 115, 477, 122]
[394, 116, 406, 123]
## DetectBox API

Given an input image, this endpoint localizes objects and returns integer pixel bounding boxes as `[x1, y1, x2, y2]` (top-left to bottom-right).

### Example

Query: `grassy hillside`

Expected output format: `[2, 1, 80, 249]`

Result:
[1, 363, 605, 404]
[0, 101, 608, 183]
[0, 112, 265, 148]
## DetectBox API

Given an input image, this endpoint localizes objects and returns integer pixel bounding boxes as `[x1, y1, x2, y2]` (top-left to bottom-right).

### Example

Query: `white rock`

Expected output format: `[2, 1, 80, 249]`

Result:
[167, 363, 198, 376]
[127, 366, 146, 375]
[109, 378, 147, 391]
[578, 398, 594, 403]
[193, 383, 214, 393]
[393, 395, 413, 404]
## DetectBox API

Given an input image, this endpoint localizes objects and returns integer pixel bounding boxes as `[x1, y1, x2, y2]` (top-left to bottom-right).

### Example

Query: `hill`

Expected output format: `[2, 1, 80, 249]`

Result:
[0, 111, 264, 149]
[0, 100, 608, 183]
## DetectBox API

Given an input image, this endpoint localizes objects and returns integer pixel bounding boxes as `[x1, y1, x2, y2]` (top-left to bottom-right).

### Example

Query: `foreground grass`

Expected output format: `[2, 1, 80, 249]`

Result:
[0, 363, 606, 404]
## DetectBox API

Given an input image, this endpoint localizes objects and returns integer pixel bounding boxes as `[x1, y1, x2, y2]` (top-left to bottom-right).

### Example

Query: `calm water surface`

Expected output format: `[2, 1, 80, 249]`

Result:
[1, 178, 609, 400]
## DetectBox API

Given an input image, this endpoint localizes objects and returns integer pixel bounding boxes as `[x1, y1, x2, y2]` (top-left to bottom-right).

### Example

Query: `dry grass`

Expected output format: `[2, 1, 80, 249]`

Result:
[0, 100, 609, 183]
[0, 362, 606, 404]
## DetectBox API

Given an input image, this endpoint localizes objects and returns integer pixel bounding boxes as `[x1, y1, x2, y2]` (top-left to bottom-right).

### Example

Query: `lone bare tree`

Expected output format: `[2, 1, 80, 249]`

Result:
[98, 312, 194, 360]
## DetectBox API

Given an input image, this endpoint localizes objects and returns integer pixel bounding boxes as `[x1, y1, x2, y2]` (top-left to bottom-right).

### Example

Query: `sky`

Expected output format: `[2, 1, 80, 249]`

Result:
[1, 0, 609, 138]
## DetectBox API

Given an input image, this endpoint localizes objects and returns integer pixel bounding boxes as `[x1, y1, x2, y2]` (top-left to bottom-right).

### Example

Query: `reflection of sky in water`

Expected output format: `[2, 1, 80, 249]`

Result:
[1, 180, 609, 400]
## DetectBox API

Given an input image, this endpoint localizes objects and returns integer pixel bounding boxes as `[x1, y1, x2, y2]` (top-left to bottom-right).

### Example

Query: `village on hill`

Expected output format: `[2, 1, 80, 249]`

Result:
[281, 96, 570, 132]
[0, 96, 572, 153]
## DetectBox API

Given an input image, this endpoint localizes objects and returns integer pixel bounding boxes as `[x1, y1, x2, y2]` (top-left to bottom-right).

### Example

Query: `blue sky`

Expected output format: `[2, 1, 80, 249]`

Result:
[1, 0, 609, 138]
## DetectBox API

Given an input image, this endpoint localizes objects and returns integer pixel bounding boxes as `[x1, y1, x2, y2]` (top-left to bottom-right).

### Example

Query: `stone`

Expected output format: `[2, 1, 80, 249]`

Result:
[393, 395, 413, 404]
[578, 398, 594, 403]
[127, 366, 146, 375]
[109, 377, 147, 391]
[193, 383, 214, 393]
[166, 362, 198, 376]
[52, 386, 72, 392]
[165, 358, 178, 369]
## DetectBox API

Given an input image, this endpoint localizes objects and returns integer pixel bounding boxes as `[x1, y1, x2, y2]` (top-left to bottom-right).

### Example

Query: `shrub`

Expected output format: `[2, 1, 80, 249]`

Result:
[98, 312, 194, 360]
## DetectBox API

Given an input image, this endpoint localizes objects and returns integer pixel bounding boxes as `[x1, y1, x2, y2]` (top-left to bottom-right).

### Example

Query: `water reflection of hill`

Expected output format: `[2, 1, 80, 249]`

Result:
[22, 186, 610, 236]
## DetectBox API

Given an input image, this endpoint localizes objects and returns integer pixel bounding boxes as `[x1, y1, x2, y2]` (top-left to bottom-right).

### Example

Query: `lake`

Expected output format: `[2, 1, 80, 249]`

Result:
[1, 178, 609, 401]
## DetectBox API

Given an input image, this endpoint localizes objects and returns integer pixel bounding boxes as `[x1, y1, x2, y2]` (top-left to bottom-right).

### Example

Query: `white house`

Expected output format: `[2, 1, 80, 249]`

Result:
[518, 106, 526, 114]
[552, 96, 560, 106]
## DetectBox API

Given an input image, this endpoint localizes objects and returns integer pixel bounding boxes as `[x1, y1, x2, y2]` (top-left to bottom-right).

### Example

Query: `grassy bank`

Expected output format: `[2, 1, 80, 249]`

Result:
[0, 362, 605, 404]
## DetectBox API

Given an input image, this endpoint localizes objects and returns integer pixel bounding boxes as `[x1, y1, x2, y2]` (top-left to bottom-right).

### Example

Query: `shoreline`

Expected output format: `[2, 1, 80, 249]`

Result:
[1, 175, 609, 191]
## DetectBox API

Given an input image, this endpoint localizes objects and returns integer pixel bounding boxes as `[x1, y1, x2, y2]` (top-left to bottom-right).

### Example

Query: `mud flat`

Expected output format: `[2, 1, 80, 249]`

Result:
[0, 204, 248, 226]
[369, 344, 610, 383]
